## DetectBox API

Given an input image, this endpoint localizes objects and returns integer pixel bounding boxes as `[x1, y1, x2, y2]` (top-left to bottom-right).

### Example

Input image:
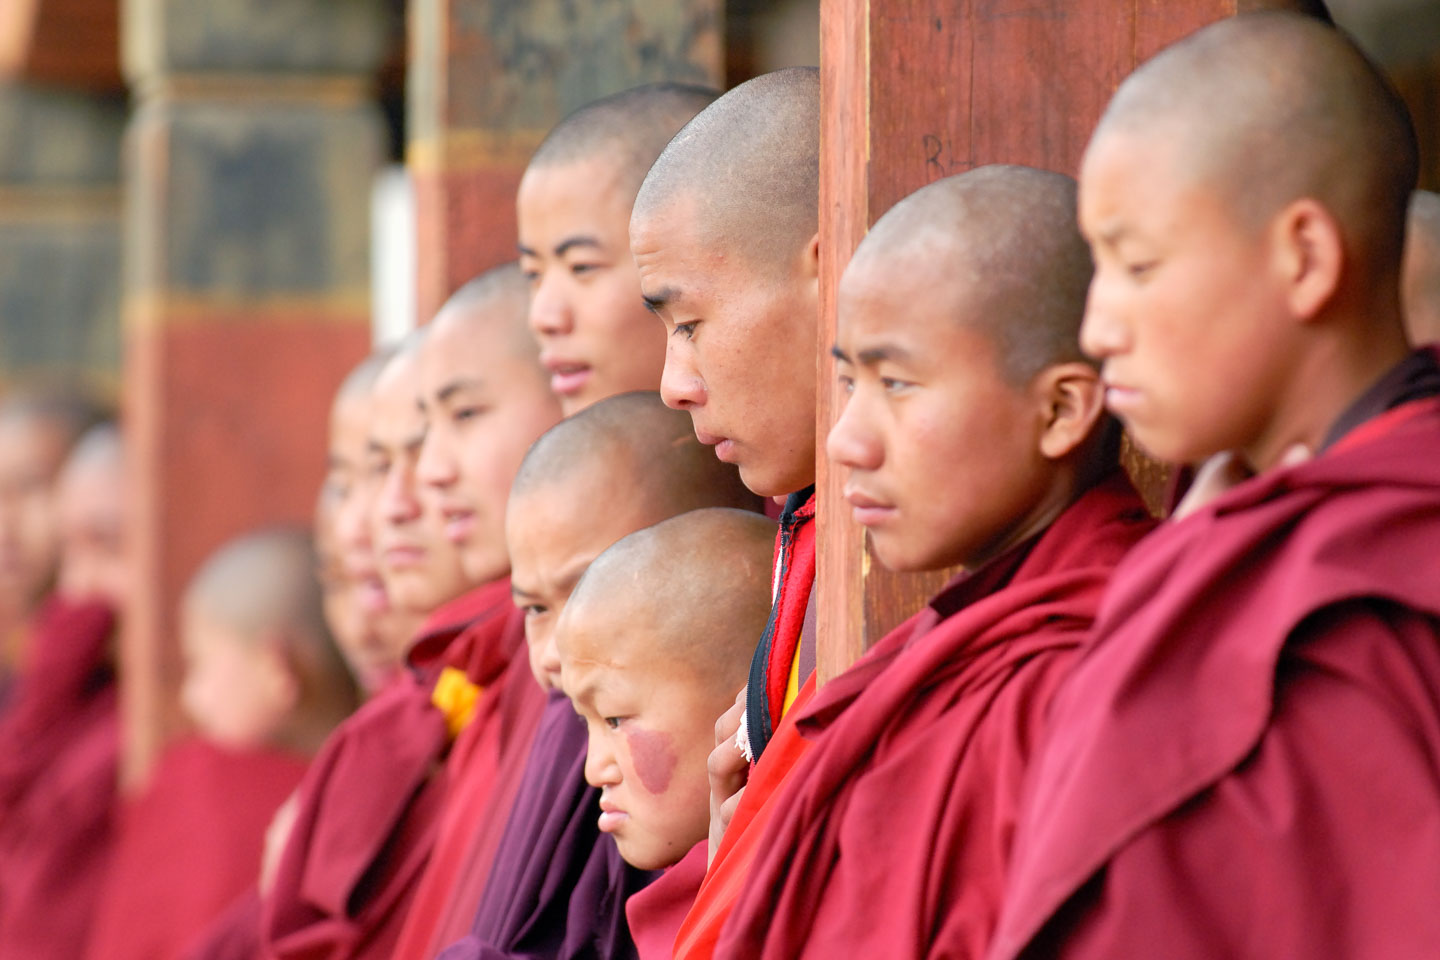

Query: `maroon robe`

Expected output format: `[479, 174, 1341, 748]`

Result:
[84, 737, 309, 960]
[627, 841, 708, 960]
[989, 392, 1440, 959]
[182, 891, 263, 960]
[717, 475, 1154, 959]
[0, 596, 118, 960]
[261, 578, 523, 960]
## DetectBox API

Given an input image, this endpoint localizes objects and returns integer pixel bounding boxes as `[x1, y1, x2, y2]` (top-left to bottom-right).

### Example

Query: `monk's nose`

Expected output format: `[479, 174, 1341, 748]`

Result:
[528, 271, 573, 337]
[826, 396, 881, 471]
[660, 341, 706, 410]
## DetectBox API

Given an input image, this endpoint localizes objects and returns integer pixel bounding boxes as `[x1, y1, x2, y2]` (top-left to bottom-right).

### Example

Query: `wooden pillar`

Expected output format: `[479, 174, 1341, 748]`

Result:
[408, 0, 725, 324]
[120, 0, 390, 785]
[815, 0, 1243, 681]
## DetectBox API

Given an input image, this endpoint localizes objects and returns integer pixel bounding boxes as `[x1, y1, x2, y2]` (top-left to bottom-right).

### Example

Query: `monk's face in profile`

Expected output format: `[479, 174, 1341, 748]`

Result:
[416, 306, 559, 588]
[180, 600, 295, 749]
[505, 477, 654, 691]
[325, 392, 407, 693]
[367, 356, 469, 615]
[0, 417, 69, 612]
[557, 610, 720, 871]
[828, 255, 1065, 572]
[631, 195, 820, 498]
[519, 158, 665, 415]
[1078, 131, 1294, 465]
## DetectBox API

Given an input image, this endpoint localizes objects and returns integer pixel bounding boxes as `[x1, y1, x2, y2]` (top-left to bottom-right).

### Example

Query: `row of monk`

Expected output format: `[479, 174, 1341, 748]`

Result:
[3, 8, 1440, 960]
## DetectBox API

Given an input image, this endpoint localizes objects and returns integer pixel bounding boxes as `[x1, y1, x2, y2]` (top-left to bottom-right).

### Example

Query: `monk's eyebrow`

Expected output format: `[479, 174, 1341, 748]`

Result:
[642, 287, 679, 315]
[830, 345, 852, 364]
[437, 377, 482, 404]
[511, 583, 538, 602]
[856, 344, 911, 366]
[1092, 219, 1126, 246]
[554, 235, 601, 257]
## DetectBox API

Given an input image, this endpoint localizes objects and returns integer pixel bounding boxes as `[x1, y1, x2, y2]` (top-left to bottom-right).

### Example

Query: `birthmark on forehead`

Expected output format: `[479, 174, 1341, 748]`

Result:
[626, 727, 677, 795]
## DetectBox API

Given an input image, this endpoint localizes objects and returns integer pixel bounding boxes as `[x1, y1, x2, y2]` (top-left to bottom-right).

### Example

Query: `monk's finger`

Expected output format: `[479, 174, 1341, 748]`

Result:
[714, 687, 745, 746]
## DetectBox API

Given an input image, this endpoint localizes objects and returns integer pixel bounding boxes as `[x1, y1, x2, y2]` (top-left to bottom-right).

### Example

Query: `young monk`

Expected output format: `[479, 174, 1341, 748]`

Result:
[555, 508, 775, 960]
[988, 14, 1440, 959]
[518, 82, 717, 414]
[85, 528, 358, 960]
[629, 67, 823, 958]
[263, 269, 559, 960]
[1404, 189, 1440, 345]
[322, 348, 420, 695]
[715, 167, 1155, 959]
[434, 392, 758, 960]
[0, 422, 124, 959]
[0, 387, 108, 702]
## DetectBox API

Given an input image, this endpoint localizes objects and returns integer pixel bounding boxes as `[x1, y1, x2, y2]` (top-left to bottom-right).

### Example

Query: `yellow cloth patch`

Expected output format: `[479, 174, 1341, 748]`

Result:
[431, 666, 482, 740]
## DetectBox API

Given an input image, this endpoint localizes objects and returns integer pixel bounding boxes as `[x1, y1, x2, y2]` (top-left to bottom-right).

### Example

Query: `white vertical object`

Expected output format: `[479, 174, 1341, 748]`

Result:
[371, 165, 417, 346]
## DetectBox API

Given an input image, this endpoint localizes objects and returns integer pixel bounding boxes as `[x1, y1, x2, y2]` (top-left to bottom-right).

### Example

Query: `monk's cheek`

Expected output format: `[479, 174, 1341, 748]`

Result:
[626, 727, 678, 794]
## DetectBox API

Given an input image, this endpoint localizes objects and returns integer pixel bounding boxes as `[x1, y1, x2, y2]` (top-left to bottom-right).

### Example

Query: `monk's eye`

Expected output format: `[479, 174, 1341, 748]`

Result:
[453, 405, 487, 424]
[570, 262, 602, 277]
[836, 374, 855, 395]
[604, 717, 623, 730]
[672, 321, 697, 341]
[880, 377, 913, 393]
[521, 604, 546, 618]
[1126, 260, 1159, 281]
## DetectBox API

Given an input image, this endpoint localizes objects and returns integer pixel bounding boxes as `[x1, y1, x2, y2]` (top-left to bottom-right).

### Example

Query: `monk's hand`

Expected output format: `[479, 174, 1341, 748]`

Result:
[707, 686, 749, 865]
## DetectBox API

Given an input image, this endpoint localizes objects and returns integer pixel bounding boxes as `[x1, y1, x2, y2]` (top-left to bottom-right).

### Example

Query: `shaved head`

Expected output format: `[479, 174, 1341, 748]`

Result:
[434, 262, 535, 353]
[634, 67, 819, 272]
[562, 508, 774, 679]
[529, 83, 720, 190]
[1404, 190, 1440, 345]
[851, 165, 1094, 385]
[512, 391, 758, 513]
[334, 347, 397, 409]
[1094, 12, 1416, 282]
[187, 527, 331, 650]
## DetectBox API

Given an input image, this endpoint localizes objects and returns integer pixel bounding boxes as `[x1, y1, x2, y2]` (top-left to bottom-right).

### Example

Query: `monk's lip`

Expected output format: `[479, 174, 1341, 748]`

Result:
[441, 509, 475, 543]
[694, 429, 736, 461]
[1103, 383, 1142, 413]
[597, 808, 629, 833]
[844, 489, 894, 525]
[543, 358, 592, 396]
[381, 544, 426, 568]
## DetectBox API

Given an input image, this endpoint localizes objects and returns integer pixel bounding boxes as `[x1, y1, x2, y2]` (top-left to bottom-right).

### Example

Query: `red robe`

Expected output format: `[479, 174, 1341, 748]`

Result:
[388, 618, 547, 960]
[718, 475, 1154, 959]
[261, 579, 525, 960]
[989, 395, 1440, 960]
[672, 490, 818, 960]
[0, 597, 118, 960]
[627, 841, 708, 960]
[182, 891, 264, 960]
[84, 737, 310, 960]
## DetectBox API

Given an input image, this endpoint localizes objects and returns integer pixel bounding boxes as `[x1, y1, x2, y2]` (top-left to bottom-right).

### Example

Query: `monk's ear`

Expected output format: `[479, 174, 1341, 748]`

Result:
[259, 630, 303, 715]
[802, 231, 820, 281]
[1270, 197, 1343, 323]
[1033, 361, 1106, 461]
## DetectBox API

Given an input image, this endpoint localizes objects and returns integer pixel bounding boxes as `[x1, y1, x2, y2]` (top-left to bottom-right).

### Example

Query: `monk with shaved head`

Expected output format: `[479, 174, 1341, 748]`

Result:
[988, 14, 1440, 960]
[554, 509, 774, 960]
[630, 67, 825, 960]
[435, 391, 757, 960]
[87, 528, 357, 960]
[265, 264, 560, 960]
[710, 166, 1153, 960]
[520, 83, 718, 414]
[1404, 190, 1440, 345]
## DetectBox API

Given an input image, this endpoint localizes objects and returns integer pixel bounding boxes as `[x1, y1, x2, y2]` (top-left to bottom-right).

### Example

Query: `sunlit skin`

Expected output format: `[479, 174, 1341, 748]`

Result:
[414, 302, 561, 587]
[828, 252, 1105, 573]
[519, 158, 666, 415]
[179, 601, 296, 750]
[54, 441, 127, 607]
[1079, 130, 1368, 471]
[558, 614, 733, 871]
[505, 482, 662, 692]
[631, 194, 821, 499]
[366, 354, 470, 615]
[0, 417, 71, 612]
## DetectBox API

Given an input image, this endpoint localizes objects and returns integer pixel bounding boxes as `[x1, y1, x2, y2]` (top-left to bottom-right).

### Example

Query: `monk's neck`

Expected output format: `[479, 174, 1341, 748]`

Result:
[1242, 311, 1409, 472]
